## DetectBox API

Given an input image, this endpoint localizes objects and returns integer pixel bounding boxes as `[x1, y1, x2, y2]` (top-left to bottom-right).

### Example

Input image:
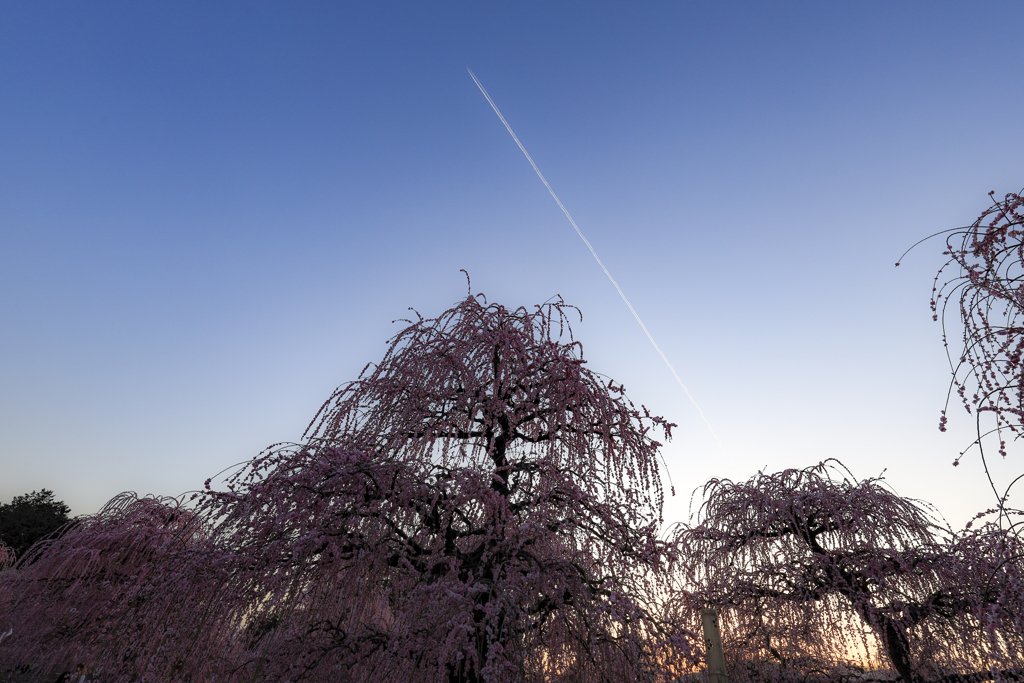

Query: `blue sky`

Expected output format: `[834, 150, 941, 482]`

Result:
[2, 2, 1022, 527]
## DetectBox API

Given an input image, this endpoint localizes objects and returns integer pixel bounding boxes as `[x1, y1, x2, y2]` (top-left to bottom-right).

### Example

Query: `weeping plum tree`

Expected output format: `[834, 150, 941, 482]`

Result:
[0, 290, 695, 683]
[198, 292, 696, 682]
[675, 461, 1024, 682]
[927, 189, 1024, 507]
[0, 493, 213, 680]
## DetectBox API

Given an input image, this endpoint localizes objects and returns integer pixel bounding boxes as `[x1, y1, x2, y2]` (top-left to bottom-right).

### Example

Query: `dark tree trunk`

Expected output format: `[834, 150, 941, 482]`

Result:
[880, 617, 916, 683]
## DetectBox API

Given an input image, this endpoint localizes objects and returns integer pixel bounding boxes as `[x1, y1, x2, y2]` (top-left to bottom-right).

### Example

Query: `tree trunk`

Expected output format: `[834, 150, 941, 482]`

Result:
[880, 617, 916, 683]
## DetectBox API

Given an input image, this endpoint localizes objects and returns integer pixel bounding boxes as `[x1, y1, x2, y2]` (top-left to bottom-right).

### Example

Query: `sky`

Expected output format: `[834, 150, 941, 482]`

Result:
[2, 2, 1023, 529]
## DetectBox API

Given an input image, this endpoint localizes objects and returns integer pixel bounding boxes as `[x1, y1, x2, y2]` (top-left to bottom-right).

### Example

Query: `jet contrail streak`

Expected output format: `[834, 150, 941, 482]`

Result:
[467, 68, 724, 452]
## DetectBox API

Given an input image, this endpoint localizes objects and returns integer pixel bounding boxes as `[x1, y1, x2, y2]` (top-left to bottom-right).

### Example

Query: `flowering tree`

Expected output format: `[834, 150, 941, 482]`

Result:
[675, 461, 1024, 682]
[0, 492, 214, 680]
[193, 292, 694, 682]
[1, 291, 695, 682]
[927, 189, 1024, 507]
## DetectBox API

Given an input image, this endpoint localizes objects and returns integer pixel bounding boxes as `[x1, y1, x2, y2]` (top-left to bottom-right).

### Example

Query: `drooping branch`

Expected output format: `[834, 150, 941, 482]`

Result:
[675, 460, 1024, 682]
[929, 189, 1024, 506]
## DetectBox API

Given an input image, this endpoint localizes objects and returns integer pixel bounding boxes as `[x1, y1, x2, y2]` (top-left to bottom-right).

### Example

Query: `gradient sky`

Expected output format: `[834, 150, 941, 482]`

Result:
[2, 2, 1023, 528]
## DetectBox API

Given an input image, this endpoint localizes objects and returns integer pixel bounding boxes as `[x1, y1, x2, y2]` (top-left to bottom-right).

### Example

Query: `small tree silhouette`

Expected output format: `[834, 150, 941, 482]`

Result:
[0, 489, 71, 559]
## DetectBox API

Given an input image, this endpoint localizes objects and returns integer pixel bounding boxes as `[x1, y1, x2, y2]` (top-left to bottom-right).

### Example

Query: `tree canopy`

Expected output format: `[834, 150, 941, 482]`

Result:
[0, 490, 71, 559]
[675, 461, 1024, 682]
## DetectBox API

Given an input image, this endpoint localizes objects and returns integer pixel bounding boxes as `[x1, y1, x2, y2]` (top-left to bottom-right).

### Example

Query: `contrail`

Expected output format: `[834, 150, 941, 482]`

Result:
[467, 68, 724, 452]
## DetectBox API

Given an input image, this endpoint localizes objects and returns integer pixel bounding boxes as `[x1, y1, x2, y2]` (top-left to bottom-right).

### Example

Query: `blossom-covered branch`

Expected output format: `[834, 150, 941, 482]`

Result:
[674, 461, 1024, 683]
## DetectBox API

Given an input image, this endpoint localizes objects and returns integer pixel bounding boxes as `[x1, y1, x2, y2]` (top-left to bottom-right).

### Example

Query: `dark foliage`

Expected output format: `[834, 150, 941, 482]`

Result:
[0, 491, 71, 559]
